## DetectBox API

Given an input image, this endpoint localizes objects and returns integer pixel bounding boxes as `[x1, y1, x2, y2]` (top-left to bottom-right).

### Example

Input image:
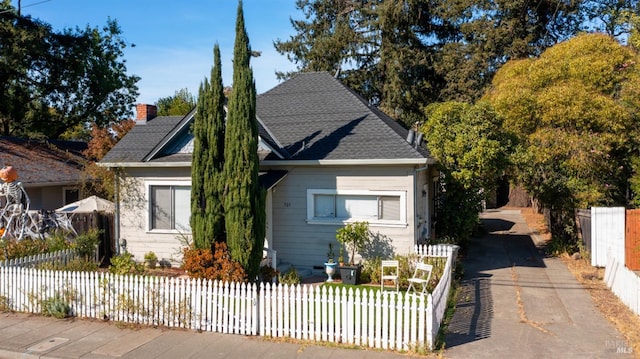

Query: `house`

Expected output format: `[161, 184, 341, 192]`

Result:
[100, 72, 438, 271]
[0, 137, 88, 210]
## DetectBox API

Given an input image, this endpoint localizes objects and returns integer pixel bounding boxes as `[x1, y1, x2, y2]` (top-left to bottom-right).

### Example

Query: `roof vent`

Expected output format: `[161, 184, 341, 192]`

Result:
[406, 129, 415, 145]
[414, 133, 423, 149]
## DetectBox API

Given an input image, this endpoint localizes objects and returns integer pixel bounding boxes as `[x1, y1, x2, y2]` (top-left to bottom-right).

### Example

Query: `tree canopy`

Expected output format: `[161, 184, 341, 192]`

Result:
[485, 33, 640, 236]
[421, 101, 511, 241]
[0, 1, 139, 139]
[156, 88, 196, 116]
[274, 0, 590, 126]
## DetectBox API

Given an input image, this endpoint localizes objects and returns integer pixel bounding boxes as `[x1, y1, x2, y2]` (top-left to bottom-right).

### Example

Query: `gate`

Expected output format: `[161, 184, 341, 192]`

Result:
[626, 209, 640, 270]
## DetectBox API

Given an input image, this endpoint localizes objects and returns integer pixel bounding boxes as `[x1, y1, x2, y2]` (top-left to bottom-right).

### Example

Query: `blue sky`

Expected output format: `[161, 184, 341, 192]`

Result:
[14, 0, 300, 106]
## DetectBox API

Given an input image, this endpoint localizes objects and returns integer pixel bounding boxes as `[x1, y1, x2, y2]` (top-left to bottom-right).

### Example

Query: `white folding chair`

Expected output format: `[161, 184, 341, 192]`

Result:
[406, 262, 433, 296]
[380, 260, 399, 291]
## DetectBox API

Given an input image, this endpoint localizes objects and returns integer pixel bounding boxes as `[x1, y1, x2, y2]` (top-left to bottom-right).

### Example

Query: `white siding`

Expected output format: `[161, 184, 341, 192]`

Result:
[117, 165, 435, 269]
[119, 167, 191, 265]
[266, 165, 425, 268]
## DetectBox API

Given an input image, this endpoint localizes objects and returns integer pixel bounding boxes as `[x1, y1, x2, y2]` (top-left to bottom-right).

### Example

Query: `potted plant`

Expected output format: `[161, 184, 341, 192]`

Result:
[336, 221, 369, 284]
[338, 245, 345, 266]
[324, 243, 338, 282]
[144, 251, 158, 269]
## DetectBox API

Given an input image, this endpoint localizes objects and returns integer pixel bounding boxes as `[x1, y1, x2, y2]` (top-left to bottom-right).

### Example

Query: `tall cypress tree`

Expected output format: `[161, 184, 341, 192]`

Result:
[224, 0, 264, 280]
[191, 44, 226, 249]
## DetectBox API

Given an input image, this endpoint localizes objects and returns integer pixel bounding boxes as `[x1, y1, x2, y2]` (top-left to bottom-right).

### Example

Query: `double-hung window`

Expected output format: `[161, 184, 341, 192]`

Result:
[148, 181, 191, 233]
[307, 189, 406, 226]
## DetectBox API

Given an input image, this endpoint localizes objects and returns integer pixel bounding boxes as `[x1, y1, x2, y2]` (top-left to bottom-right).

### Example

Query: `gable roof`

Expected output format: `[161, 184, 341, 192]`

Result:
[257, 71, 429, 161]
[0, 137, 87, 186]
[100, 71, 432, 167]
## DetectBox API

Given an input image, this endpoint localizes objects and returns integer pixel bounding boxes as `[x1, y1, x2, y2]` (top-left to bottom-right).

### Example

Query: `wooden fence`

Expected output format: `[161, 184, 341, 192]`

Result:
[0, 244, 456, 351]
[604, 253, 640, 316]
[69, 212, 115, 265]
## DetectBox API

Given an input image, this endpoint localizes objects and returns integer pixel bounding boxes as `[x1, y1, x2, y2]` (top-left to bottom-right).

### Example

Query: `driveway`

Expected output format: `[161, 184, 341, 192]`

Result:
[444, 209, 633, 358]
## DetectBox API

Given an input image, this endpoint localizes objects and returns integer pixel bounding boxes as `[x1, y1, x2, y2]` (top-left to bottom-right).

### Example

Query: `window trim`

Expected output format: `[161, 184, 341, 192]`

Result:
[146, 180, 192, 234]
[306, 189, 407, 227]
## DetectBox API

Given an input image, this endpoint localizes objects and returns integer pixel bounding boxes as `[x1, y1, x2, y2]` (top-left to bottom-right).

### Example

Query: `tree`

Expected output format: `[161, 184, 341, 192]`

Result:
[0, 1, 139, 139]
[274, 0, 584, 124]
[191, 45, 226, 250]
[274, 0, 443, 127]
[433, 0, 582, 102]
[485, 33, 640, 242]
[581, 0, 639, 38]
[421, 101, 511, 242]
[224, 1, 265, 281]
[156, 88, 196, 116]
[82, 119, 135, 200]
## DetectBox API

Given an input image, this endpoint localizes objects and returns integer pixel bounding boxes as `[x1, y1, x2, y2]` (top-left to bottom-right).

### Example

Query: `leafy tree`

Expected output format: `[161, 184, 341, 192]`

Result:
[434, 0, 582, 102]
[224, 1, 265, 281]
[81, 119, 135, 200]
[274, 0, 442, 127]
[485, 33, 640, 241]
[156, 88, 196, 116]
[191, 45, 226, 249]
[0, 1, 139, 139]
[421, 101, 511, 242]
[275, 0, 584, 124]
[581, 0, 639, 37]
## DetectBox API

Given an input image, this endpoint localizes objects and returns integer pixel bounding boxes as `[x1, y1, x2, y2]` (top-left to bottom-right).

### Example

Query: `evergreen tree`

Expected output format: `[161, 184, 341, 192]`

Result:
[224, 1, 264, 280]
[191, 45, 226, 249]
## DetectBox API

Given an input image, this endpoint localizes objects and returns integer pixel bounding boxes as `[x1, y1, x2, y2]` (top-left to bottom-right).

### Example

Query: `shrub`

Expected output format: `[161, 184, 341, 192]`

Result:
[41, 294, 72, 319]
[361, 257, 382, 284]
[39, 257, 100, 272]
[0, 238, 48, 259]
[0, 296, 10, 312]
[109, 252, 143, 275]
[73, 229, 101, 260]
[278, 268, 301, 285]
[182, 242, 246, 282]
[259, 265, 278, 283]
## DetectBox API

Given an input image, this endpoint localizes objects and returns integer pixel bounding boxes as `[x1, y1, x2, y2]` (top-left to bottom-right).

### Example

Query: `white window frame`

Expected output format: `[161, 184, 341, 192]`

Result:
[146, 180, 192, 234]
[306, 189, 407, 227]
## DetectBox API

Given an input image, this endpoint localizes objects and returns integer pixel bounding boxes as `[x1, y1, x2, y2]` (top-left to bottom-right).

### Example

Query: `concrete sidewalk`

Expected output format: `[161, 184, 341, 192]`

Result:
[444, 209, 633, 358]
[0, 312, 417, 358]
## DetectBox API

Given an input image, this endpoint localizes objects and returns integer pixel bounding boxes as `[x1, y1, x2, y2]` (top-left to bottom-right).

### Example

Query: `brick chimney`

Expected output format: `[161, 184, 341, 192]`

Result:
[136, 104, 157, 125]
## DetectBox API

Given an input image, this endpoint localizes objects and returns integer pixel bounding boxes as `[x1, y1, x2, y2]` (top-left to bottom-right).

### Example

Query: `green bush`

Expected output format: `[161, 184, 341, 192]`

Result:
[73, 229, 101, 260]
[39, 258, 100, 272]
[278, 268, 301, 285]
[361, 257, 382, 284]
[109, 252, 143, 275]
[41, 294, 72, 319]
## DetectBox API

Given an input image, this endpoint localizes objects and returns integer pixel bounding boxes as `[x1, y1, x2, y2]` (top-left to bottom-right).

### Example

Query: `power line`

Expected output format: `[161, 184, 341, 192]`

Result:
[0, 0, 52, 16]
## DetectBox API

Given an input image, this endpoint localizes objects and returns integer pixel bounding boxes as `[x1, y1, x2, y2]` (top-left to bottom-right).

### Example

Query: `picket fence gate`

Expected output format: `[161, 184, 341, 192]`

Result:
[0, 244, 456, 351]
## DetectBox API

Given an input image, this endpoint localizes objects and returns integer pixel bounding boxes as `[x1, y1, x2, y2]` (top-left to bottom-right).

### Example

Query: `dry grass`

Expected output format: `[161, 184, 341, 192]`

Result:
[520, 207, 640, 358]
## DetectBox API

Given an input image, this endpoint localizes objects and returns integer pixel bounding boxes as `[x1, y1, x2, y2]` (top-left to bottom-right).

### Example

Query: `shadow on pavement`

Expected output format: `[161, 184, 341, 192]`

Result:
[446, 276, 494, 347]
[445, 212, 546, 349]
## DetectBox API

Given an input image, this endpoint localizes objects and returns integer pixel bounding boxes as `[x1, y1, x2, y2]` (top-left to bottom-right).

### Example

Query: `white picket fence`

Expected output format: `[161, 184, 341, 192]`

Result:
[604, 253, 640, 316]
[0, 244, 456, 351]
[0, 248, 78, 268]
